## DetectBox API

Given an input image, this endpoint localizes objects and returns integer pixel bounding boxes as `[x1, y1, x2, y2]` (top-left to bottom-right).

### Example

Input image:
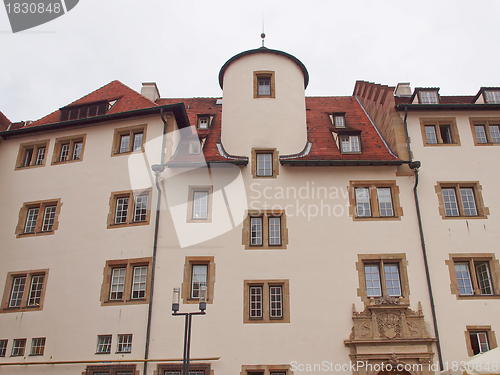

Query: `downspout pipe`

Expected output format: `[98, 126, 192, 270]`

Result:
[403, 105, 444, 370]
[144, 108, 169, 375]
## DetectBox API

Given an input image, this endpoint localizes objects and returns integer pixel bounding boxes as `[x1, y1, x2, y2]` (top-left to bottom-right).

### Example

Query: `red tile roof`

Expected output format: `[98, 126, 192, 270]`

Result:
[28, 80, 157, 127]
[0, 110, 11, 131]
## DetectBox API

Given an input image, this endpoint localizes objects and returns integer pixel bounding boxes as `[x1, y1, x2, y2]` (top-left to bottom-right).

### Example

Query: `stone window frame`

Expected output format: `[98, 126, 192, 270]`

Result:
[158, 363, 211, 375]
[181, 256, 215, 305]
[349, 181, 403, 221]
[465, 326, 498, 356]
[470, 118, 500, 146]
[84, 364, 138, 375]
[243, 279, 290, 324]
[251, 148, 279, 178]
[446, 253, 500, 299]
[356, 254, 410, 306]
[111, 124, 147, 157]
[241, 364, 292, 375]
[107, 189, 152, 229]
[253, 71, 276, 98]
[15, 198, 62, 238]
[100, 258, 152, 306]
[242, 210, 288, 250]
[420, 118, 461, 146]
[1, 269, 49, 313]
[186, 186, 213, 223]
[15, 139, 50, 170]
[435, 182, 489, 219]
[51, 134, 86, 165]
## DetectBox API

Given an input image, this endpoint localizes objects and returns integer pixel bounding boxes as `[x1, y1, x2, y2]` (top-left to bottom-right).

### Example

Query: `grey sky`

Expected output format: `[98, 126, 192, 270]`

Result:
[1, 0, 499, 123]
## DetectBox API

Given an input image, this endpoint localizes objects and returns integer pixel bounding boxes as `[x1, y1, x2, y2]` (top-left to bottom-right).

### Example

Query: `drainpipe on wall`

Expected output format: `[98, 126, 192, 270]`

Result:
[403, 105, 444, 371]
[143, 108, 169, 375]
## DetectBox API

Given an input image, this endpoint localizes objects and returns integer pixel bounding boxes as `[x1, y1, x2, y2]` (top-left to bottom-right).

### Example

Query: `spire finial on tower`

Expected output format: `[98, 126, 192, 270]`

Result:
[261, 14, 266, 48]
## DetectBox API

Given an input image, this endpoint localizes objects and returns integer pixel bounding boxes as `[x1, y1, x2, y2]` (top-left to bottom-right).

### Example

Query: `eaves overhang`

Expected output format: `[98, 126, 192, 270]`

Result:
[218, 47, 309, 89]
[280, 159, 404, 166]
[0, 103, 191, 139]
[396, 103, 500, 111]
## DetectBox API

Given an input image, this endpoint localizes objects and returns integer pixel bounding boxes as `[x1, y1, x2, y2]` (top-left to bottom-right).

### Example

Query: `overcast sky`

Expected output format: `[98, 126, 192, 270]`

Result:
[1, 0, 499, 123]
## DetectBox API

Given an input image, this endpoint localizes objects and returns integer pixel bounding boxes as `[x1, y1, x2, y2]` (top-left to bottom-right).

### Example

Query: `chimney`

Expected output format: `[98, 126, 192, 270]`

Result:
[141, 82, 160, 102]
[394, 83, 412, 97]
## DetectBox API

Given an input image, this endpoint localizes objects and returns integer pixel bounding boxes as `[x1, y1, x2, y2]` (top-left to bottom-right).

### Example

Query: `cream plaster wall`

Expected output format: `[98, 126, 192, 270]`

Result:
[220, 53, 308, 156]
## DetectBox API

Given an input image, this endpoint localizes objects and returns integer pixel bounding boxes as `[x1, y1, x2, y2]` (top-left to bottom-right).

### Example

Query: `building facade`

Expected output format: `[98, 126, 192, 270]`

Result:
[0, 46, 498, 375]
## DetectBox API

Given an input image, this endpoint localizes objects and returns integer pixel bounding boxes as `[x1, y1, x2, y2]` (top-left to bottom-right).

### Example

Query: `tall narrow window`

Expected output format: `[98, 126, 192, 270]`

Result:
[384, 264, 402, 296]
[120, 135, 130, 153]
[256, 153, 273, 177]
[442, 188, 459, 217]
[364, 265, 381, 297]
[133, 133, 143, 151]
[181, 257, 215, 304]
[268, 217, 281, 245]
[254, 71, 275, 98]
[28, 274, 45, 306]
[425, 126, 438, 144]
[191, 265, 207, 299]
[440, 125, 453, 144]
[249, 286, 263, 318]
[41, 205, 57, 232]
[269, 285, 283, 318]
[24, 208, 40, 233]
[377, 187, 394, 217]
[475, 125, 488, 144]
[0, 340, 7, 357]
[35, 147, 46, 165]
[469, 332, 490, 355]
[132, 266, 147, 299]
[60, 143, 70, 161]
[192, 191, 208, 220]
[258, 77, 271, 96]
[72, 142, 83, 160]
[355, 188, 371, 217]
[115, 197, 129, 224]
[9, 276, 26, 307]
[250, 217, 263, 246]
[110, 268, 126, 300]
[134, 195, 148, 222]
[454, 263, 474, 295]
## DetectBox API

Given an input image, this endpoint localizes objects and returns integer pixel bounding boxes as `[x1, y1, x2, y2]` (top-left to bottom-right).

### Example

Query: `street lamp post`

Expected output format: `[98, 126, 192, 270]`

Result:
[172, 287, 207, 375]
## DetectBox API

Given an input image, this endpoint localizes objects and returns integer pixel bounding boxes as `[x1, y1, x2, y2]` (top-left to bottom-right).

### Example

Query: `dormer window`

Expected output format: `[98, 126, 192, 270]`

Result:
[329, 114, 346, 128]
[340, 135, 361, 153]
[197, 116, 213, 130]
[484, 90, 500, 104]
[60, 100, 115, 122]
[189, 140, 201, 155]
[254, 71, 275, 98]
[418, 90, 439, 104]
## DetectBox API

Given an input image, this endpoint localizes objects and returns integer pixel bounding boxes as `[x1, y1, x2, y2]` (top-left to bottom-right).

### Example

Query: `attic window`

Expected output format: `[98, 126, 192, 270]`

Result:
[339, 135, 361, 154]
[60, 100, 114, 122]
[189, 140, 201, 155]
[197, 116, 213, 130]
[253, 71, 275, 98]
[418, 91, 439, 104]
[484, 90, 500, 104]
[329, 114, 346, 128]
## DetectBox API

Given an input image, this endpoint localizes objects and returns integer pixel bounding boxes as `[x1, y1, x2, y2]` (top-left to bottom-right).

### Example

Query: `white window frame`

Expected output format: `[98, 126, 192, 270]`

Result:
[191, 264, 208, 299]
[256, 153, 273, 177]
[30, 337, 46, 356]
[117, 334, 132, 353]
[131, 266, 147, 299]
[109, 268, 126, 300]
[96, 335, 112, 354]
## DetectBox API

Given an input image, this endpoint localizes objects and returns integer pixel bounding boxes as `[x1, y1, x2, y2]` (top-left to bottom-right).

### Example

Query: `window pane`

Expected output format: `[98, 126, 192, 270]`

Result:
[475, 262, 493, 295]
[454, 263, 473, 295]
[191, 265, 207, 299]
[96, 336, 112, 353]
[268, 217, 281, 245]
[115, 197, 129, 224]
[425, 126, 438, 144]
[133, 133, 143, 151]
[42, 205, 56, 231]
[364, 265, 381, 297]
[384, 264, 401, 296]
[35, 147, 46, 165]
[110, 268, 126, 300]
[256, 153, 273, 176]
[470, 332, 490, 355]
[485, 91, 500, 104]
[132, 266, 147, 299]
[134, 195, 148, 222]
[475, 125, 488, 144]
[460, 188, 477, 216]
[440, 125, 453, 144]
[250, 217, 263, 245]
[120, 135, 130, 153]
[442, 188, 459, 216]
[9, 276, 26, 307]
[420, 91, 438, 104]
[377, 188, 394, 217]
[350, 136, 360, 152]
[60, 143, 70, 161]
[355, 187, 371, 217]
[28, 275, 44, 306]
[249, 286, 263, 318]
[25, 207, 39, 233]
[0, 340, 7, 357]
[489, 125, 500, 143]
[258, 78, 271, 96]
[72, 142, 83, 160]
[192, 191, 208, 219]
[269, 285, 283, 318]
[23, 148, 33, 167]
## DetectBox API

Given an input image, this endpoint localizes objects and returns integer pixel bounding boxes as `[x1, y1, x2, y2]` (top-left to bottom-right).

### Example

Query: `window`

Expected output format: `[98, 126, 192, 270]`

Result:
[446, 254, 500, 299]
[465, 326, 497, 356]
[117, 334, 132, 353]
[181, 256, 215, 304]
[357, 254, 410, 305]
[340, 135, 361, 153]
[241, 365, 292, 375]
[15, 199, 62, 237]
[349, 181, 402, 220]
[484, 90, 500, 104]
[420, 119, 460, 146]
[471, 119, 500, 145]
[251, 148, 279, 178]
[435, 182, 488, 219]
[30, 337, 46, 356]
[1, 269, 48, 313]
[112, 125, 146, 156]
[418, 90, 439, 104]
[329, 114, 346, 128]
[188, 140, 201, 154]
[11, 339, 26, 357]
[244, 280, 290, 323]
[0, 340, 7, 357]
[96, 335, 112, 354]
[100, 258, 152, 306]
[107, 189, 152, 228]
[158, 363, 210, 375]
[254, 71, 275, 98]
[197, 115, 214, 130]
[51, 134, 86, 164]
[15, 140, 49, 169]
[85, 365, 136, 375]
[187, 187, 212, 223]
[243, 210, 288, 249]
[60, 100, 113, 121]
